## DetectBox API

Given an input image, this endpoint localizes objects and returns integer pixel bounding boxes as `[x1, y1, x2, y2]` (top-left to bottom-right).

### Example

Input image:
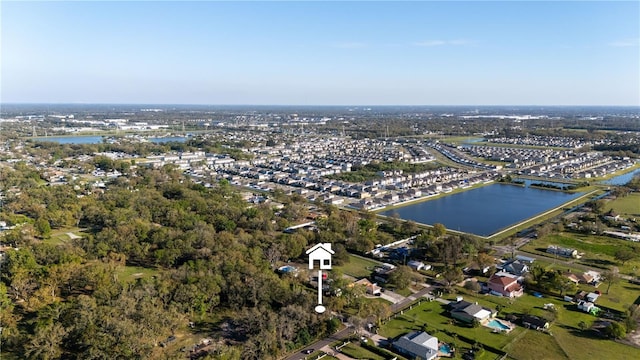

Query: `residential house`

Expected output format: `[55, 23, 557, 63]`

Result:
[407, 260, 430, 271]
[577, 300, 596, 314]
[563, 272, 581, 285]
[580, 271, 600, 285]
[586, 292, 599, 303]
[574, 291, 588, 302]
[515, 255, 535, 264]
[521, 315, 549, 330]
[393, 331, 439, 360]
[501, 259, 529, 276]
[488, 274, 523, 298]
[351, 278, 382, 295]
[603, 210, 622, 222]
[447, 299, 494, 324]
[574, 290, 599, 303]
[546, 245, 578, 258]
[373, 263, 396, 283]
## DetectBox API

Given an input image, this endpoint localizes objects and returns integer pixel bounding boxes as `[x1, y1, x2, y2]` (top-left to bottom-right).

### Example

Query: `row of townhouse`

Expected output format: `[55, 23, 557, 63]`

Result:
[459, 145, 573, 169]
[487, 135, 608, 149]
[351, 172, 497, 210]
[429, 143, 497, 170]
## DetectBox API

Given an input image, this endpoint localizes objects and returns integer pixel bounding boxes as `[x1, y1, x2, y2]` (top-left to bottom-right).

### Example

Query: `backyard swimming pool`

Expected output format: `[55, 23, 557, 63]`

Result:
[487, 319, 511, 331]
[439, 343, 452, 356]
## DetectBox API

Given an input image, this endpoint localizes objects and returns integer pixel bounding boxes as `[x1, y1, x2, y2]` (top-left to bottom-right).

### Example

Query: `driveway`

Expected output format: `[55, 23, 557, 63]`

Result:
[378, 290, 404, 304]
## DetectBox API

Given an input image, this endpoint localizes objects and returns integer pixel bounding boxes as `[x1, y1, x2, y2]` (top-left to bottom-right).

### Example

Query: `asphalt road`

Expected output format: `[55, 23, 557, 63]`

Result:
[284, 326, 353, 360]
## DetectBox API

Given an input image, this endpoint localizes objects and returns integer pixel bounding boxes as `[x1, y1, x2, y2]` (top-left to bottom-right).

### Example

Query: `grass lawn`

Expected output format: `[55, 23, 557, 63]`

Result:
[393, 287, 413, 297]
[518, 257, 640, 313]
[459, 290, 640, 359]
[342, 296, 393, 316]
[532, 233, 621, 257]
[336, 254, 382, 278]
[380, 299, 517, 351]
[521, 232, 640, 275]
[44, 227, 85, 245]
[115, 265, 160, 284]
[606, 193, 640, 217]
[589, 280, 640, 313]
[340, 343, 385, 360]
[380, 300, 504, 359]
[471, 141, 567, 151]
[504, 329, 568, 360]
[380, 288, 640, 360]
[552, 326, 640, 360]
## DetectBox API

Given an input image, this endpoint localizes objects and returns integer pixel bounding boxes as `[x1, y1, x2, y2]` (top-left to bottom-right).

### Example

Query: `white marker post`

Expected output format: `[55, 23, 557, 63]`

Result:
[316, 269, 324, 313]
[305, 243, 335, 314]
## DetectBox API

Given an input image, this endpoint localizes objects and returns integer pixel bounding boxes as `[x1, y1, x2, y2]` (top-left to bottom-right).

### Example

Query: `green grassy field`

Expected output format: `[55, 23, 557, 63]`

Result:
[470, 141, 567, 151]
[520, 232, 640, 275]
[115, 265, 159, 283]
[456, 291, 640, 359]
[504, 329, 569, 360]
[380, 299, 517, 352]
[551, 325, 639, 360]
[380, 290, 640, 360]
[336, 254, 382, 278]
[606, 193, 640, 217]
[517, 257, 640, 313]
[530, 233, 619, 257]
[44, 227, 85, 245]
[340, 342, 386, 360]
[589, 281, 640, 312]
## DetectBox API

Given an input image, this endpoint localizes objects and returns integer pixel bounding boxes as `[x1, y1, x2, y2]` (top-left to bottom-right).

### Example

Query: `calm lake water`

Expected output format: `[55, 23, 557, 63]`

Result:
[34, 136, 104, 144]
[382, 184, 583, 237]
[601, 167, 640, 186]
[149, 137, 188, 143]
[34, 136, 188, 144]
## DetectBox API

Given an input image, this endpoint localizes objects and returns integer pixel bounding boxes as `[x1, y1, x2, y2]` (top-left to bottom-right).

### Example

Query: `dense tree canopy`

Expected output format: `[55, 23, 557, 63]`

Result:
[0, 160, 339, 359]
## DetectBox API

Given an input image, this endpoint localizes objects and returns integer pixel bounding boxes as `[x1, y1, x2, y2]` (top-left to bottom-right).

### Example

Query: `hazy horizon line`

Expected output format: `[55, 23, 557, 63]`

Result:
[2, 102, 639, 108]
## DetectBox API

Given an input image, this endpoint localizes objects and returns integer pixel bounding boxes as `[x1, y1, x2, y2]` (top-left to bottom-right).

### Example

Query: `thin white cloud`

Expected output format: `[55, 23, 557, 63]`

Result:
[448, 39, 471, 46]
[331, 42, 368, 49]
[414, 40, 446, 47]
[413, 39, 471, 47]
[608, 38, 640, 47]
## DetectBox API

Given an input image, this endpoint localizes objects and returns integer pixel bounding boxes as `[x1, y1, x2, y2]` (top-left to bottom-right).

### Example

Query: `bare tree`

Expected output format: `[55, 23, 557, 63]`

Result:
[602, 267, 620, 295]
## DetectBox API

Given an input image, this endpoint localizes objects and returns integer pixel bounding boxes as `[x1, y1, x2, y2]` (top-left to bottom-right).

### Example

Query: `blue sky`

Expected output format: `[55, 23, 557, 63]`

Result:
[2, 1, 639, 105]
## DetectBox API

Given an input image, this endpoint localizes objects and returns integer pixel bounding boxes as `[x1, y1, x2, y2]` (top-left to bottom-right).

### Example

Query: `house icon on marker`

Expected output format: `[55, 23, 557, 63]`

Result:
[306, 243, 334, 270]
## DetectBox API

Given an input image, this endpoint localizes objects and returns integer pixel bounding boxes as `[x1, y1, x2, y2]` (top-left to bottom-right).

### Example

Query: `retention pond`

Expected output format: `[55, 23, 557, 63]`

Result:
[381, 184, 584, 237]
